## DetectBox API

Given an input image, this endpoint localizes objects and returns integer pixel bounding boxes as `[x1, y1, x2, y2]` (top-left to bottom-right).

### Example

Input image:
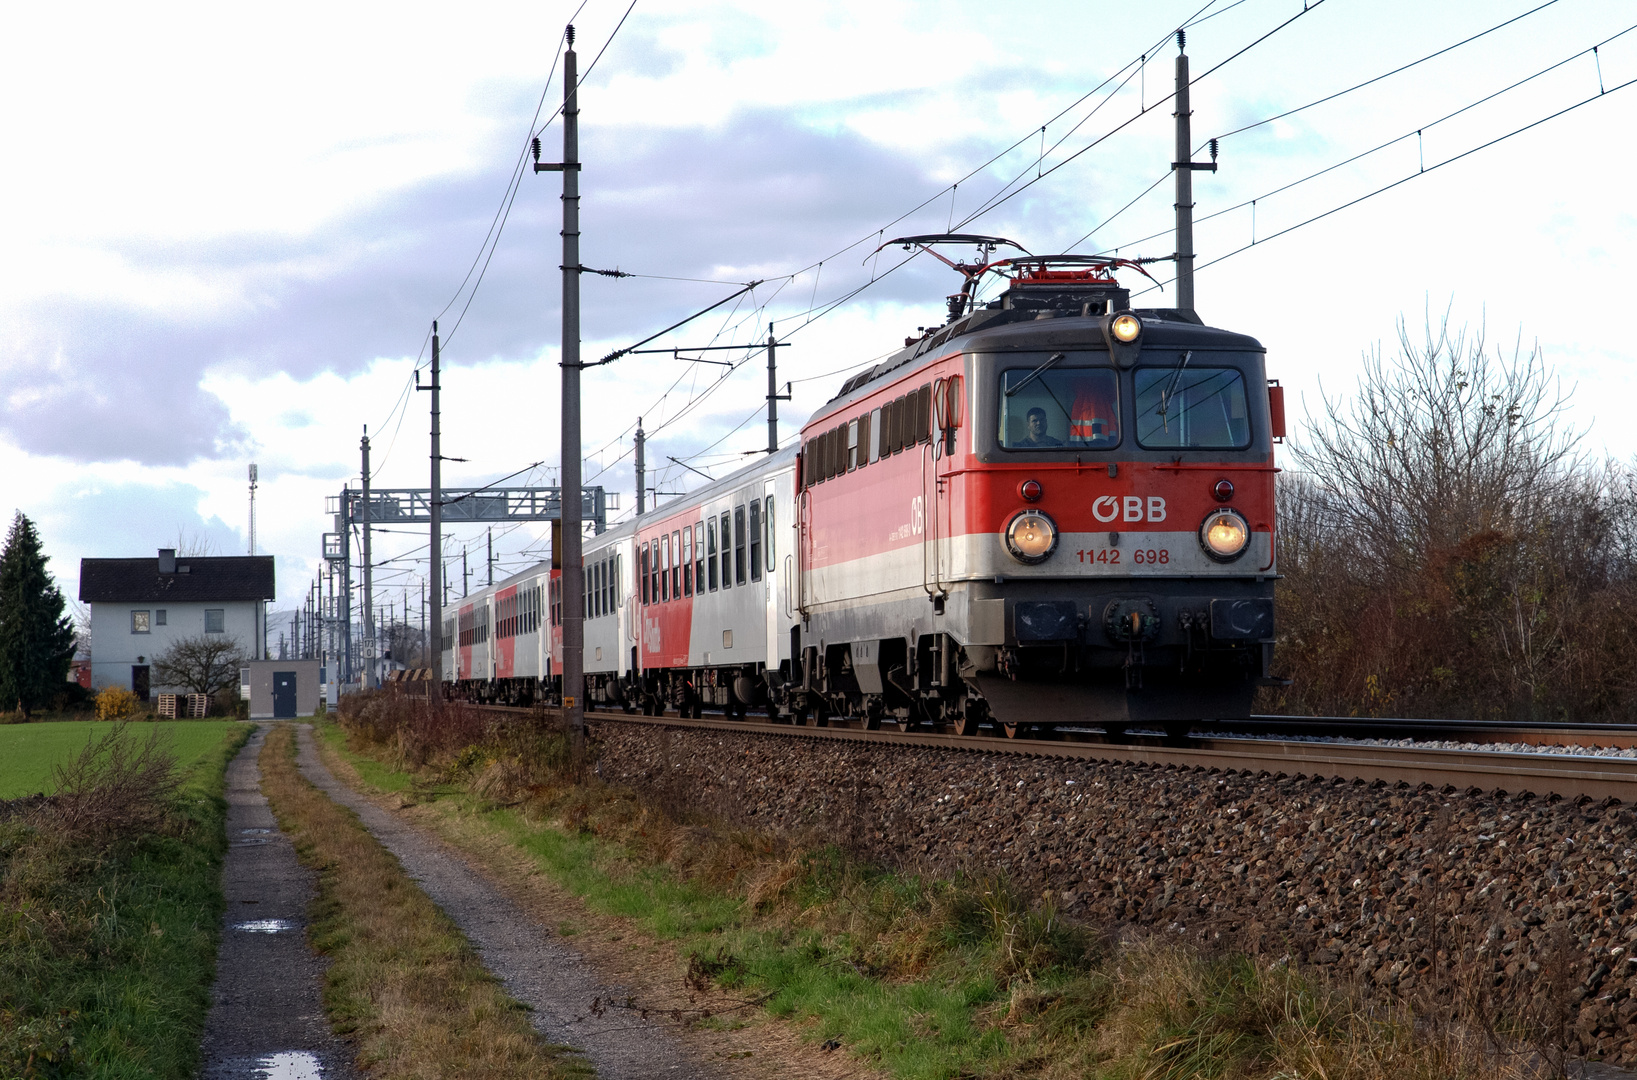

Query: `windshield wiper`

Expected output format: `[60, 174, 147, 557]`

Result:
[1157, 350, 1192, 432]
[1005, 352, 1067, 398]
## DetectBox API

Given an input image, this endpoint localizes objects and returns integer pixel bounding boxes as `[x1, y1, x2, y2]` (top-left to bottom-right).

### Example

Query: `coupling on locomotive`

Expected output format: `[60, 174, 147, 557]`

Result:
[441, 236, 1283, 738]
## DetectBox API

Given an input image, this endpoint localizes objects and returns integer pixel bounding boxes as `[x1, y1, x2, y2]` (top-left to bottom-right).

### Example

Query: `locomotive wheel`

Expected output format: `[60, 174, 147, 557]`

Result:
[952, 711, 980, 736]
[1000, 721, 1030, 740]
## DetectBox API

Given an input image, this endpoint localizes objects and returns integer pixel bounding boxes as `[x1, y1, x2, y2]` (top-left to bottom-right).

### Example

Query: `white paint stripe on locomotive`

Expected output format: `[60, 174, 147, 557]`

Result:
[805, 531, 1273, 607]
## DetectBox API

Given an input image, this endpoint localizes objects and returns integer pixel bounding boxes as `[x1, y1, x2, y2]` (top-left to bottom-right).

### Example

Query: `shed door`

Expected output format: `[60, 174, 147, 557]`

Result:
[273, 672, 297, 718]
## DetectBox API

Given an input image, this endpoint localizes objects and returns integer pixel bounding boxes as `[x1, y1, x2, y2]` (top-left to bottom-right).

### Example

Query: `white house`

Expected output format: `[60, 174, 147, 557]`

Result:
[80, 548, 274, 699]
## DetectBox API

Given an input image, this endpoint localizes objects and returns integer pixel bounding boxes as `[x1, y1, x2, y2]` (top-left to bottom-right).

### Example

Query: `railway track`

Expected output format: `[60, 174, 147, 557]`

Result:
[466, 703, 1637, 803]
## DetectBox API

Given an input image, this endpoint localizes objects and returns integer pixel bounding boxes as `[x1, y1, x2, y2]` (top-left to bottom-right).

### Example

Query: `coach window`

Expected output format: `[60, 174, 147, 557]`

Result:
[845, 420, 859, 471]
[640, 544, 650, 603]
[765, 496, 776, 563]
[707, 520, 719, 591]
[683, 528, 693, 597]
[733, 506, 747, 585]
[720, 512, 732, 588]
[694, 524, 705, 593]
[670, 530, 681, 599]
[749, 499, 762, 580]
[661, 535, 670, 601]
[856, 414, 871, 469]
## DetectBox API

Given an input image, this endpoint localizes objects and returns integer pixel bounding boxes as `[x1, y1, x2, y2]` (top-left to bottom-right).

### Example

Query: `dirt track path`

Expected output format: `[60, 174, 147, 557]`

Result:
[291, 724, 709, 1080]
[196, 727, 357, 1080]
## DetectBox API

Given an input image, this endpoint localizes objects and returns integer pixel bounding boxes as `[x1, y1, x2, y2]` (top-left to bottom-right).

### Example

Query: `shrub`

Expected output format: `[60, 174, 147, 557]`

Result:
[95, 686, 141, 721]
[48, 722, 181, 843]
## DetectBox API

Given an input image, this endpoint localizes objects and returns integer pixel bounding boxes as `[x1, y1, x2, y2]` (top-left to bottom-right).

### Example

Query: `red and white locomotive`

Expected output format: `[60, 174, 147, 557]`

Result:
[444, 240, 1282, 736]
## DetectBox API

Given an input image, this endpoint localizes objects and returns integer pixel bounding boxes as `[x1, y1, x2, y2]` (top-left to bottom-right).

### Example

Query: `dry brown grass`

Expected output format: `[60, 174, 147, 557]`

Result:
[258, 724, 589, 1080]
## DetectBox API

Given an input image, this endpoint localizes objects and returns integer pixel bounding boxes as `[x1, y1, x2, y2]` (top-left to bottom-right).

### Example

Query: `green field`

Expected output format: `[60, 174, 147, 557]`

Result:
[0, 720, 247, 798]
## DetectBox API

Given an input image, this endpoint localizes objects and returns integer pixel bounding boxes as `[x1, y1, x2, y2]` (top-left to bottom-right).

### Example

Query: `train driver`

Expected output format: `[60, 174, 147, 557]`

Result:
[1016, 406, 1063, 447]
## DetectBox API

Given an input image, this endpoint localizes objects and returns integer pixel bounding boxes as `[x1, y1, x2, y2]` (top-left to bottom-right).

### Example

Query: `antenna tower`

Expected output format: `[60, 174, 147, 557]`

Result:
[248, 463, 259, 555]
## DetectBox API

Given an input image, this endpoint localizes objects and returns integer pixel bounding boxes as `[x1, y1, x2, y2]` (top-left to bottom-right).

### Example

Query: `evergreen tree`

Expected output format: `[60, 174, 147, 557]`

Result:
[0, 512, 76, 719]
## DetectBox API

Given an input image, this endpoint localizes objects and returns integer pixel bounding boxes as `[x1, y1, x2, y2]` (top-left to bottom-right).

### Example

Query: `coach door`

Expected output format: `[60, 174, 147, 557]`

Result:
[926, 375, 962, 598]
[763, 475, 784, 670]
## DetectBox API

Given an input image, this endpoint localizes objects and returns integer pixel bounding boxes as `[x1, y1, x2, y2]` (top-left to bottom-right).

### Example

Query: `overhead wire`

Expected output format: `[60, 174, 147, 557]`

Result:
[1200, 0, 1564, 150]
[1127, 52, 1637, 298]
[1099, 21, 1637, 263]
[1068, 1, 1580, 256]
[954, 0, 1332, 231]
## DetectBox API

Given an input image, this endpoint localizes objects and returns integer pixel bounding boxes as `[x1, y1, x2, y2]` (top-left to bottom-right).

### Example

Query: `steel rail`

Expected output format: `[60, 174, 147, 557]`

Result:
[467, 705, 1637, 803]
[1227, 715, 1637, 749]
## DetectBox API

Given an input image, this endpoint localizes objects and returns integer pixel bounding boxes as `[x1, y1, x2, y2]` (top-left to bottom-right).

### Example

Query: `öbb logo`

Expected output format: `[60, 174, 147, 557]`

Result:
[1092, 496, 1166, 523]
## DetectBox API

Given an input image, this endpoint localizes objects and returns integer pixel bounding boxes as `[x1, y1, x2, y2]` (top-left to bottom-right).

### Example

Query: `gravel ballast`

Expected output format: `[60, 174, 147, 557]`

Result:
[594, 721, 1637, 1066]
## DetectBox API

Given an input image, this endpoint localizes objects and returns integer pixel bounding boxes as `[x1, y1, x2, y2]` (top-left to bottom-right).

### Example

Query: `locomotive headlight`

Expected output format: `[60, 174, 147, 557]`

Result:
[1005, 510, 1058, 564]
[1110, 313, 1142, 343]
[1199, 508, 1250, 561]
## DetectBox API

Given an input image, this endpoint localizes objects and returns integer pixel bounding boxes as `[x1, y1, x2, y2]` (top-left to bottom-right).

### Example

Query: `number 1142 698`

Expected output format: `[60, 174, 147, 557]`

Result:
[1075, 548, 1170, 565]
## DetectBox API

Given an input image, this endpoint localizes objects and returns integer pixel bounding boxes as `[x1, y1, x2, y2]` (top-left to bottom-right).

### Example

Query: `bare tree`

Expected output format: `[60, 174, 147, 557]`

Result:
[1296, 310, 1584, 580]
[384, 620, 425, 669]
[151, 634, 244, 695]
[172, 528, 220, 557]
[1268, 310, 1637, 721]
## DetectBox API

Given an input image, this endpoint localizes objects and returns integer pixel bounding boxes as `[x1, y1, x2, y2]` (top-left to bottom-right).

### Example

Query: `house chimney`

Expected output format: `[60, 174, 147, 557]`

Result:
[158, 548, 176, 574]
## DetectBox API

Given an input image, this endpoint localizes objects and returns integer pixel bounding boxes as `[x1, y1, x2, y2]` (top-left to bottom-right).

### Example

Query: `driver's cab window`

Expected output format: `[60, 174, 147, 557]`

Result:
[999, 367, 1120, 450]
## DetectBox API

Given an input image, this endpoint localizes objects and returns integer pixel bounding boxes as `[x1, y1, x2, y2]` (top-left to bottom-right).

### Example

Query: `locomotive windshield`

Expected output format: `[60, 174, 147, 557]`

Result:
[1134, 367, 1251, 449]
[998, 367, 1119, 449]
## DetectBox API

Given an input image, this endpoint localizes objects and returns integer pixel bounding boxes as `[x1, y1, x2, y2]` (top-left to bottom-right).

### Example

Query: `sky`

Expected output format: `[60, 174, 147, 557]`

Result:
[2, 0, 1634, 637]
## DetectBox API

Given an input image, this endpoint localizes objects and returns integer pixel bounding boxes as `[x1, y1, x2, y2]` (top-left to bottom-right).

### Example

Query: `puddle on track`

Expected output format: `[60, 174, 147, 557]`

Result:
[232, 919, 295, 934]
[254, 1051, 322, 1079]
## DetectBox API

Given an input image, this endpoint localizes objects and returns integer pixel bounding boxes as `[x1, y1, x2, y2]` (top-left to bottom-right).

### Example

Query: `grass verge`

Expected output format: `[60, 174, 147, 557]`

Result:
[320, 699, 1551, 1080]
[1, 720, 250, 1079]
[0, 720, 246, 799]
[257, 723, 590, 1080]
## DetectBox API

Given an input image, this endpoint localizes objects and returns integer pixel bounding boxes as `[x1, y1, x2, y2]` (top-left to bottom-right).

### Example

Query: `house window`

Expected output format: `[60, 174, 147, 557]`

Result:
[155, 609, 167, 626]
[205, 609, 225, 633]
[131, 610, 151, 634]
